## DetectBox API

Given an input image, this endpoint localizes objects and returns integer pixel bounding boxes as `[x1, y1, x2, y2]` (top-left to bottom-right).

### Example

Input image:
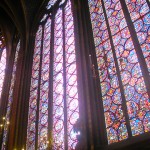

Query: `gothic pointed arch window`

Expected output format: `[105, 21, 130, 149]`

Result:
[88, 0, 150, 144]
[26, 0, 79, 149]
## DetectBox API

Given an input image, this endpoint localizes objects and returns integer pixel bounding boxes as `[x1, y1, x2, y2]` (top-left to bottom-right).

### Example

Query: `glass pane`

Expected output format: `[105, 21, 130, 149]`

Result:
[65, 1, 79, 149]
[125, 0, 150, 75]
[47, 0, 58, 9]
[38, 18, 51, 149]
[0, 48, 6, 99]
[104, 0, 150, 136]
[53, 8, 65, 149]
[27, 1, 79, 149]
[2, 41, 20, 149]
[88, 0, 150, 144]
[88, 0, 128, 144]
[26, 26, 42, 150]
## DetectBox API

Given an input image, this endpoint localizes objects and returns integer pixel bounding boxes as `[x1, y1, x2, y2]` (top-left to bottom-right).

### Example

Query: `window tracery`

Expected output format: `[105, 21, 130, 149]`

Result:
[27, 0, 79, 149]
[0, 48, 6, 99]
[88, 0, 150, 144]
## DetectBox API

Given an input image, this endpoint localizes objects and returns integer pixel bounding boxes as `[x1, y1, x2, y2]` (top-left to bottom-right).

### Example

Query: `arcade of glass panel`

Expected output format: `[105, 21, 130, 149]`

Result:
[26, 0, 79, 149]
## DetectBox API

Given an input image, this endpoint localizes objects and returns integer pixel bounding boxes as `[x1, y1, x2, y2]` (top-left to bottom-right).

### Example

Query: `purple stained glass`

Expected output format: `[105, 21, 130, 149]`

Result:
[52, 1, 79, 149]
[65, 0, 79, 149]
[104, 0, 150, 136]
[47, 0, 58, 9]
[38, 18, 51, 149]
[88, 0, 150, 144]
[27, 26, 42, 150]
[27, 1, 79, 149]
[0, 48, 6, 99]
[53, 8, 65, 149]
[125, 0, 150, 74]
[2, 41, 20, 149]
[88, 0, 128, 144]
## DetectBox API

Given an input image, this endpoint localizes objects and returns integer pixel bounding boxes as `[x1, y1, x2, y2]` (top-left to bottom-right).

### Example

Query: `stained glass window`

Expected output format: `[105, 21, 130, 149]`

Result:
[26, 0, 79, 149]
[1, 40, 20, 149]
[0, 48, 6, 99]
[0, 31, 5, 52]
[0, 29, 7, 101]
[46, 0, 58, 9]
[125, 0, 150, 74]
[88, 0, 150, 144]
[27, 25, 42, 150]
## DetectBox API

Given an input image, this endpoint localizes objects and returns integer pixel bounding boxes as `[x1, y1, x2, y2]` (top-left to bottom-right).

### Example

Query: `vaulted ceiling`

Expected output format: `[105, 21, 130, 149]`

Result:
[0, 0, 48, 37]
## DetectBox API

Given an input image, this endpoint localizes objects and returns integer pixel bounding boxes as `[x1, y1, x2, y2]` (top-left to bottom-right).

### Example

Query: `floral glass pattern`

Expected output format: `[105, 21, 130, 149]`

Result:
[88, 0, 150, 144]
[125, 0, 150, 74]
[27, 0, 79, 149]
[27, 26, 42, 150]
